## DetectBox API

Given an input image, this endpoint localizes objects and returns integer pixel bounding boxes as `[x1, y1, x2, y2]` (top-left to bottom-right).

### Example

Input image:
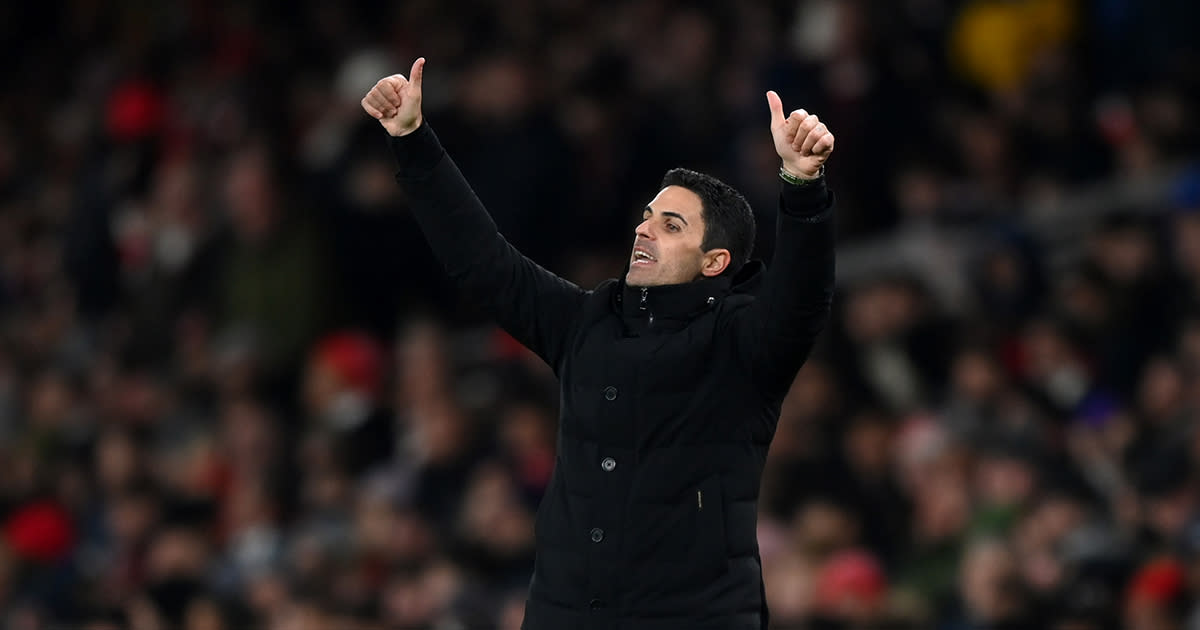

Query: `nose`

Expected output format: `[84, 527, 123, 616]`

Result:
[635, 219, 654, 240]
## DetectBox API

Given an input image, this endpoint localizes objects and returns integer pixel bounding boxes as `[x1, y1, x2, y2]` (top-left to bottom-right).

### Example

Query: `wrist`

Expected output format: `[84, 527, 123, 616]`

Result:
[390, 115, 424, 137]
[781, 161, 821, 179]
[779, 163, 824, 186]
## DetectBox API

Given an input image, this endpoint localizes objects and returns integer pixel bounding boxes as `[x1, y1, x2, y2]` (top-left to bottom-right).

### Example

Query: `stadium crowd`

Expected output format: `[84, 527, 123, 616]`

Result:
[1, 0, 1200, 628]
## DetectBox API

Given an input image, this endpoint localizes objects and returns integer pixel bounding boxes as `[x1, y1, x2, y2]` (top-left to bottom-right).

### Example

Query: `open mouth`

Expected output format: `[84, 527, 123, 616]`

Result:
[631, 248, 657, 266]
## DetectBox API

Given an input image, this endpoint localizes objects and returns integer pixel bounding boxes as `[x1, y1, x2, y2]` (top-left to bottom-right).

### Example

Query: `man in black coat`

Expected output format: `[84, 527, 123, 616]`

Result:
[362, 58, 836, 630]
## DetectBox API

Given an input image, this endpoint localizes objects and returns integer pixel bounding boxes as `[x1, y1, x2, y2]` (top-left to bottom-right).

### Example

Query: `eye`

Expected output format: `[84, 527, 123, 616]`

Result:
[666, 222, 680, 232]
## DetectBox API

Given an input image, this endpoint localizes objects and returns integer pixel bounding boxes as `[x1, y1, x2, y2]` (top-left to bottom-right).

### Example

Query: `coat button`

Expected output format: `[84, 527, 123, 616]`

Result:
[603, 386, 618, 401]
[590, 527, 604, 543]
[589, 598, 606, 610]
[600, 457, 616, 472]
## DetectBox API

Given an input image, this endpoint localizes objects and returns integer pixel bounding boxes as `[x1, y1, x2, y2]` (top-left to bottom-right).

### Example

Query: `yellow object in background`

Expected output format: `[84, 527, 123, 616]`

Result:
[949, 0, 1077, 92]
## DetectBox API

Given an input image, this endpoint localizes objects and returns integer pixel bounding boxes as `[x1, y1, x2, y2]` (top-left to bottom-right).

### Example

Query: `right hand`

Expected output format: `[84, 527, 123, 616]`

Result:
[766, 91, 834, 179]
[361, 57, 426, 137]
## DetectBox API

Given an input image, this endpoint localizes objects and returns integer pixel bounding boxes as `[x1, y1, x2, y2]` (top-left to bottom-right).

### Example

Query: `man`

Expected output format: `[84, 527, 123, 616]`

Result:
[362, 58, 836, 630]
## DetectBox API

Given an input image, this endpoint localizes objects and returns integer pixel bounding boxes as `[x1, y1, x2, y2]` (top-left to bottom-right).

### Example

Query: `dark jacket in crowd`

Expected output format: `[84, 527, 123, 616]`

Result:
[390, 123, 835, 630]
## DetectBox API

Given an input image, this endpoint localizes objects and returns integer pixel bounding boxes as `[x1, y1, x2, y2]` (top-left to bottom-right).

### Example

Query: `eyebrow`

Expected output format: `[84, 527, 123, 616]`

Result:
[644, 206, 689, 226]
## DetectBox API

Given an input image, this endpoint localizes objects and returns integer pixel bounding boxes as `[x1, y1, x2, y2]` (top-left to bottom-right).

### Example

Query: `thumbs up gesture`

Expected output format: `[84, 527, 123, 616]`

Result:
[766, 91, 835, 179]
[361, 57, 427, 137]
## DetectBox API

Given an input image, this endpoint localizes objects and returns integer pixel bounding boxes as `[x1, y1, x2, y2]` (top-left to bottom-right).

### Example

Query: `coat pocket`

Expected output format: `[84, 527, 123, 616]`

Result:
[624, 473, 730, 603]
[626, 475, 728, 562]
[691, 473, 729, 580]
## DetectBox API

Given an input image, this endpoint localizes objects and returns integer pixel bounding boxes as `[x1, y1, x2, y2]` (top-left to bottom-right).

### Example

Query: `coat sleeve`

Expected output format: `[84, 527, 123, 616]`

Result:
[733, 178, 835, 397]
[389, 123, 587, 369]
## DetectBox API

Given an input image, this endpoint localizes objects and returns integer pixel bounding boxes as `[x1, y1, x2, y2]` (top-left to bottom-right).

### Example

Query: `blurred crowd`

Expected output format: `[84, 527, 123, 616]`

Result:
[1, 0, 1200, 629]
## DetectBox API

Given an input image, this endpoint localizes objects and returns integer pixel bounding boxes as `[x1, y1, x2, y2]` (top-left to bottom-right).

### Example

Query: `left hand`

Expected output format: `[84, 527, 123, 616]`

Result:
[362, 57, 427, 137]
[766, 91, 835, 179]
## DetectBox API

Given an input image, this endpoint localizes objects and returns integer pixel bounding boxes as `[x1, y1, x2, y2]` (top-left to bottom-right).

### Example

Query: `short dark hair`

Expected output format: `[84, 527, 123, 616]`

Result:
[660, 168, 756, 275]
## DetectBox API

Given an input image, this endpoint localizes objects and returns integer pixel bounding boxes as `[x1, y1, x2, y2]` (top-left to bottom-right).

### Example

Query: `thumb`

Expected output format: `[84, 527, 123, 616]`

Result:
[410, 57, 425, 92]
[766, 91, 784, 128]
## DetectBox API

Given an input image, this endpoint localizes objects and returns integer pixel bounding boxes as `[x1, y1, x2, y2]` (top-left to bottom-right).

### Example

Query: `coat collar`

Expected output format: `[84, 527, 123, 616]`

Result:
[613, 260, 765, 323]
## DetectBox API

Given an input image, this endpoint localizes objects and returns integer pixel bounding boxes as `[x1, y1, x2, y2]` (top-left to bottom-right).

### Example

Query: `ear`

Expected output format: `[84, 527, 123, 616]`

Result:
[700, 248, 731, 277]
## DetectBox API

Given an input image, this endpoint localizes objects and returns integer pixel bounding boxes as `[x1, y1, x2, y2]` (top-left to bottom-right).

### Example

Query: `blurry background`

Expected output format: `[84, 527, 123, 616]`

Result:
[1, 0, 1199, 629]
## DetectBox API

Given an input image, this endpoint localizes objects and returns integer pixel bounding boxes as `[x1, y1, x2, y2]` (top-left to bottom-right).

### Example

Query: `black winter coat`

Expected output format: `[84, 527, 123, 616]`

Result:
[391, 124, 835, 630]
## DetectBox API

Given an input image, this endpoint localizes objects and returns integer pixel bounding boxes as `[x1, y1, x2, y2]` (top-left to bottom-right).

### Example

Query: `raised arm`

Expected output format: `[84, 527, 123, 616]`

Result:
[362, 59, 586, 369]
[734, 92, 836, 396]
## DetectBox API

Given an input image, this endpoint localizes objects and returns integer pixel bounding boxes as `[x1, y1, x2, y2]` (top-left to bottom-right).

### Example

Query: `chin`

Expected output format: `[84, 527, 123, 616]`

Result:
[626, 273, 672, 287]
[625, 269, 653, 286]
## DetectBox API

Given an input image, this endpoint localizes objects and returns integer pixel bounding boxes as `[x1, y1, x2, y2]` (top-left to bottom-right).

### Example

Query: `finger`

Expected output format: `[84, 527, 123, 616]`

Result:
[361, 98, 385, 120]
[383, 76, 408, 104]
[783, 109, 806, 142]
[766, 91, 785, 128]
[801, 123, 828, 155]
[787, 110, 807, 128]
[367, 93, 395, 117]
[410, 57, 426, 92]
[373, 78, 400, 107]
[383, 85, 402, 108]
[782, 119, 797, 143]
[812, 132, 835, 156]
[792, 115, 819, 151]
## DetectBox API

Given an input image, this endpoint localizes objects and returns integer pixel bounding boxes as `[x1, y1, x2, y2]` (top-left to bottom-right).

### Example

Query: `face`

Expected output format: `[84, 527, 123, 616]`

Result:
[625, 185, 729, 287]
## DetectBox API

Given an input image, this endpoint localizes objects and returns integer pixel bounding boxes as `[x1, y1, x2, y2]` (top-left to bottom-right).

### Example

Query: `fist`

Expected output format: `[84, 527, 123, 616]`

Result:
[766, 91, 834, 179]
[361, 58, 426, 137]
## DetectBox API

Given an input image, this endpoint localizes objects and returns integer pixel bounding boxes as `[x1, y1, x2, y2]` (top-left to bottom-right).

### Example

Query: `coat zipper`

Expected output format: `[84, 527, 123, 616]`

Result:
[639, 287, 654, 326]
